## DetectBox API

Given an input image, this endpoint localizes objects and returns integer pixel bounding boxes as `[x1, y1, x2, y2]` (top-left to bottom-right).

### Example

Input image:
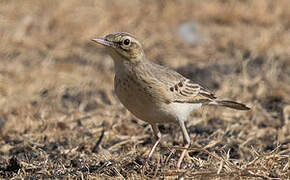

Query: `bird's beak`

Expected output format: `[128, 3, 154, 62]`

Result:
[91, 38, 115, 47]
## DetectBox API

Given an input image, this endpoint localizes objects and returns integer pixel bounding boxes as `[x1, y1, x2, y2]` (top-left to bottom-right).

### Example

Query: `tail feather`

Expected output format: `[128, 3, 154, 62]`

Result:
[213, 100, 250, 110]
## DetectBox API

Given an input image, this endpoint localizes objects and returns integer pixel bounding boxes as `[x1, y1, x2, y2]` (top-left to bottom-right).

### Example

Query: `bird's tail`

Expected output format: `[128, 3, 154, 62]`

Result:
[209, 100, 250, 110]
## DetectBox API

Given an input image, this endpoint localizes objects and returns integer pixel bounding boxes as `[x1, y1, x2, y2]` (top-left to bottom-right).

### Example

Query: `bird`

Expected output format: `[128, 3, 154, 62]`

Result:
[91, 32, 250, 168]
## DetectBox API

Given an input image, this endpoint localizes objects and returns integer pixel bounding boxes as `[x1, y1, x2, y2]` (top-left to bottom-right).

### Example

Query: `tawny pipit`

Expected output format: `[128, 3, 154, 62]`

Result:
[92, 32, 250, 168]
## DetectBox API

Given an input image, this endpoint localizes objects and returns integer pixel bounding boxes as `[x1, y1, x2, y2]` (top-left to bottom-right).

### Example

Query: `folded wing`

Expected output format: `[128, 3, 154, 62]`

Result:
[169, 79, 216, 104]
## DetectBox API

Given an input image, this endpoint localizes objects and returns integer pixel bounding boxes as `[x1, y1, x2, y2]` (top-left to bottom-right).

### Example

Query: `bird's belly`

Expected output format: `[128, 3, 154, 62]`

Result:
[115, 84, 201, 124]
[167, 102, 202, 121]
[115, 85, 174, 123]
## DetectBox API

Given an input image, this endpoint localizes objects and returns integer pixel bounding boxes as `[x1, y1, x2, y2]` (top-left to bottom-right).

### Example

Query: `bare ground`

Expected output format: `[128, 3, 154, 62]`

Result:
[0, 0, 289, 179]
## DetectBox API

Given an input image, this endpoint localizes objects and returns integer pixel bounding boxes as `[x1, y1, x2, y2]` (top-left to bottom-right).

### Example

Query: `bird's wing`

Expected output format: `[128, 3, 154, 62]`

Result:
[145, 60, 216, 104]
[169, 79, 216, 104]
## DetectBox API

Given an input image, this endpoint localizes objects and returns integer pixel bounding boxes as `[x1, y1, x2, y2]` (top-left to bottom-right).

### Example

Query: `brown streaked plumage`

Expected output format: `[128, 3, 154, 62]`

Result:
[92, 32, 250, 168]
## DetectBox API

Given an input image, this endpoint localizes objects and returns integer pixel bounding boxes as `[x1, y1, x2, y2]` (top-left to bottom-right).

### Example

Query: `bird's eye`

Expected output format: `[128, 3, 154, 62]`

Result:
[123, 39, 131, 46]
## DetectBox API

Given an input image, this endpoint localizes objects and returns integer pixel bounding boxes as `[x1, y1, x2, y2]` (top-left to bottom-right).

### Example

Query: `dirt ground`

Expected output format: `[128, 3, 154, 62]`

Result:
[0, 0, 289, 179]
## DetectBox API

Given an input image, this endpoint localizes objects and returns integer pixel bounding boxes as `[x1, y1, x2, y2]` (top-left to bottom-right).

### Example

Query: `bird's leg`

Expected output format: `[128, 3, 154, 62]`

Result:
[147, 123, 161, 159]
[142, 124, 161, 173]
[177, 121, 191, 168]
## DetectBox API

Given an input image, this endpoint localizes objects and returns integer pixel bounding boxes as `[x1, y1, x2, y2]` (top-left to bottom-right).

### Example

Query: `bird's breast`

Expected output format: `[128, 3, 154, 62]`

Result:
[115, 75, 153, 110]
[114, 74, 173, 123]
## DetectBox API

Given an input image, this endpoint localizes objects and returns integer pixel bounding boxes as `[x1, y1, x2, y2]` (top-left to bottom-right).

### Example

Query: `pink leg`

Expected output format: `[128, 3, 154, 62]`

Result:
[177, 121, 191, 168]
[147, 124, 161, 160]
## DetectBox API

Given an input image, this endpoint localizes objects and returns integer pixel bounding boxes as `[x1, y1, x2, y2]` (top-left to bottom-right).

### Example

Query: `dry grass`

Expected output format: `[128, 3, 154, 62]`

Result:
[0, 0, 289, 179]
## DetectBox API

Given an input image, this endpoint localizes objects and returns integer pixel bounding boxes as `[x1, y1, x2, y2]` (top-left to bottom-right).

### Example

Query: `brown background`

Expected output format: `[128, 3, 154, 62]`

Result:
[0, 0, 289, 179]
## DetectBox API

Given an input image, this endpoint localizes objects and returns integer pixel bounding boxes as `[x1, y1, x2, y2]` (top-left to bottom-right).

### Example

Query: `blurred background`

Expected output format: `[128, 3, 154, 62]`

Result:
[0, 0, 289, 179]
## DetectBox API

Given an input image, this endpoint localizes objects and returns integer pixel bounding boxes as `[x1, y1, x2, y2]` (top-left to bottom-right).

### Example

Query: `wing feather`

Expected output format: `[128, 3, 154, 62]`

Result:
[169, 79, 216, 104]
[143, 60, 216, 104]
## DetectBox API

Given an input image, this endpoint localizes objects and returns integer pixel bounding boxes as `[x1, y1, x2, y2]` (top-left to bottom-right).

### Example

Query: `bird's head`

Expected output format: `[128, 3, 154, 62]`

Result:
[92, 32, 144, 63]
